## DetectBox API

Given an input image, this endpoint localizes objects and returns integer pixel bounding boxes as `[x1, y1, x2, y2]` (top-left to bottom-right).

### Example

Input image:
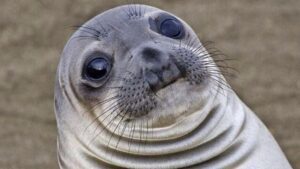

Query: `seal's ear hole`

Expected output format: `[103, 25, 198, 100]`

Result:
[149, 13, 184, 39]
[81, 54, 112, 88]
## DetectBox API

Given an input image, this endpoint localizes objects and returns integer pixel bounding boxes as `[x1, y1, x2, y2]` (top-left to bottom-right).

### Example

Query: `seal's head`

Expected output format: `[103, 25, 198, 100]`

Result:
[55, 4, 228, 168]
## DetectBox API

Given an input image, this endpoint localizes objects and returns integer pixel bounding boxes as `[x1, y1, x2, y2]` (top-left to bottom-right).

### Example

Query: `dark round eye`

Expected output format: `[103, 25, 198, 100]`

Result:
[160, 19, 182, 38]
[85, 58, 110, 81]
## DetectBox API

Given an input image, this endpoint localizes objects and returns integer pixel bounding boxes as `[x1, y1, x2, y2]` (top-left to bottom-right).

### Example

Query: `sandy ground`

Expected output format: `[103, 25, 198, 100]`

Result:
[0, 0, 299, 168]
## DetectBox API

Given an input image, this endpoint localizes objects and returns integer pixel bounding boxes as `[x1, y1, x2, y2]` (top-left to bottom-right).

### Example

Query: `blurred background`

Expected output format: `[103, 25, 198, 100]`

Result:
[0, 0, 299, 168]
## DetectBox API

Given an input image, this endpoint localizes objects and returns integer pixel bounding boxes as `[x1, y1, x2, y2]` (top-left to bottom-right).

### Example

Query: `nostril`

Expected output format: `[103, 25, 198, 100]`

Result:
[162, 62, 171, 70]
[162, 70, 173, 83]
[144, 70, 161, 91]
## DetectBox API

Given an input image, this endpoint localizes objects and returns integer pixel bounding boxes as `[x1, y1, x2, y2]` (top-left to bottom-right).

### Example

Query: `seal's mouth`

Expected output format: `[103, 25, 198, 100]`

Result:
[93, 76, 215, 146]
[101, 75, 211, 128]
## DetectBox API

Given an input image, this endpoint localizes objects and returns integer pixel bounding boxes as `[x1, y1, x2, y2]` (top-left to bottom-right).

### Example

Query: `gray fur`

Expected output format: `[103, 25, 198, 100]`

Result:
[54, 4, 292, 169]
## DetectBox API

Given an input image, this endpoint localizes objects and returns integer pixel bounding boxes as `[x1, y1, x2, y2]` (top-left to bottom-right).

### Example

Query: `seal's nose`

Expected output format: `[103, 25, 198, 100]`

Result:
[140, 47, 181, 91]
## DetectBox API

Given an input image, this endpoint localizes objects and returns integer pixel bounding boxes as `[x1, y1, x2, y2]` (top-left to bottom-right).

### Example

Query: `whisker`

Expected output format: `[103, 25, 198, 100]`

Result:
[106, 104, 129, 148]
[89, 100, 128, 144]
[70, 36, 98, 41]
[73, 25, 102, 36]
[83, 98, 124, 135]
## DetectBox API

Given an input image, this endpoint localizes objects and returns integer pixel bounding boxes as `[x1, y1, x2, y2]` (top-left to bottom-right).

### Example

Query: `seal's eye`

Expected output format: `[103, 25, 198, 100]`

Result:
[159, 19, 183, 38]
[85, 58, 110, 81]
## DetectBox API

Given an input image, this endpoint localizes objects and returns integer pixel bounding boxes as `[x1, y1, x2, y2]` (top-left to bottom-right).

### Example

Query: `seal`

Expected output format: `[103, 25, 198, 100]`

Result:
[54, 4, 292, 169]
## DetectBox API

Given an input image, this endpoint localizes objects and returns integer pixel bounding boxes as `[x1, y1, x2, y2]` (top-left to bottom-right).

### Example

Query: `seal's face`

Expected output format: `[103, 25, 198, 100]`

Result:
[55, 5, 292, 169]
[59, 4, 223, 148]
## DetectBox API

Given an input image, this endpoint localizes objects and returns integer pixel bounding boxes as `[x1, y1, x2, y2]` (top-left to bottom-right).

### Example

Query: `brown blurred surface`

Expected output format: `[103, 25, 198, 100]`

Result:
[0, 0, 299, 168]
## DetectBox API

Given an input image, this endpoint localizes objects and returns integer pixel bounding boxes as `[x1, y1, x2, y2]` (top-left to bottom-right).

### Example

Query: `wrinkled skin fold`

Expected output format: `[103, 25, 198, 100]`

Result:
[54, 4, 292, 169]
